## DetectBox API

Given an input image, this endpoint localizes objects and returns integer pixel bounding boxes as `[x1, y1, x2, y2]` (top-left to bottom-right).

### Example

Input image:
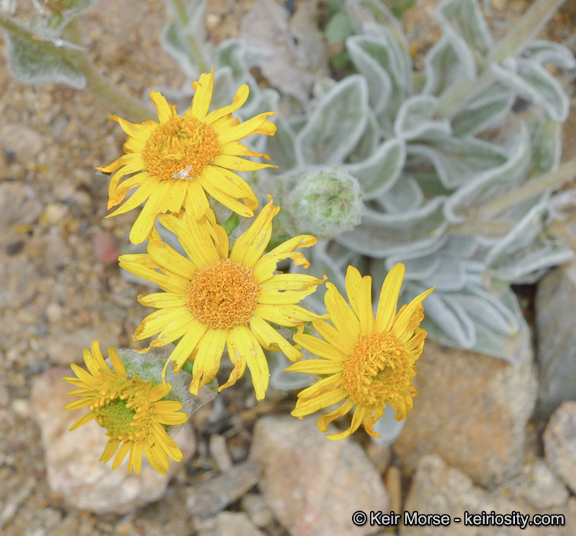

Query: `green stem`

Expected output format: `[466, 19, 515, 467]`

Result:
[0, 14, 154, 122]
[477, 159, 576, 219]
[167, 0, 209, 74]
[62, 19, 154, 122]
[437, 0, 567, 119]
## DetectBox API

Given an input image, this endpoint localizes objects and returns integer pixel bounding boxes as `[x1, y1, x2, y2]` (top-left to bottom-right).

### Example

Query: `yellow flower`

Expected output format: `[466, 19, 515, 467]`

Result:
[119, 199, 325, 400]
[64, 341, 188, 474]
[287, 264, 434, 440]
[97, 69, 277, 244]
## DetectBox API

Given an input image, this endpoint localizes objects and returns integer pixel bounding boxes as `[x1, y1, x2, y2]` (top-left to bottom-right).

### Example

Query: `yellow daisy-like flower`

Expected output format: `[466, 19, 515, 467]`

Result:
[97, 69, 277, 244]
[119, 199, 325, 400]
[64, 341, 188, 474]
[287, 264, 434, 440]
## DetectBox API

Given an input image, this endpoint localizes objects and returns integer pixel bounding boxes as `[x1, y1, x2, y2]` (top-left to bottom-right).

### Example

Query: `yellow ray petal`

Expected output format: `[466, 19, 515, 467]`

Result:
[150, 91, 176, 123]
[164, 320, 208, 376]
[230, 200, 278, 268]
[249, 315, 302, 362]
[190, 328, 228, 394]
[392, 287, 434, 340]
[345, 266, 374, 336]
[204, 83, 249, 124]
[375, 263, 405, 332]
[285, 359, 342, 375]
[147, 239, 195, 280]
[292, 333, 346, 362]
[324, 283, 361, 343]
[190, 70, 214, 120]
[325, 405, 368, 440]
[317, 399, 354, 432]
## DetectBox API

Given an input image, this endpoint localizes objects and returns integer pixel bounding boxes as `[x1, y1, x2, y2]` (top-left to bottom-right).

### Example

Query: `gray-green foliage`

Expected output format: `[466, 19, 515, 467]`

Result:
[262, 0, 575, 363]
[3, 0, 99, 88]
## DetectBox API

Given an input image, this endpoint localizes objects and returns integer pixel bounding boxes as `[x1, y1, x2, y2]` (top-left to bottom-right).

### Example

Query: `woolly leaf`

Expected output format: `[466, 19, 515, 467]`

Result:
[394, 95, 451, 140]
[451, 82, 515, 137]
[443, 125, 531, 222]
[492, 58, 571, 122]
[347, 35, 392, 114]
[346, 137, 405, 199]
[6, 33, 85, 89]
[486, 201, 574, 282]
[336, 196, 448, 257]
[407, 135, 508, 189]
[373, 175, 423, 214]
[295, 75, 369, 166]
[422, 33, 476, 97]
[520, 40, 576, 70]
[436, 0, 492, 57]
[265, 114, 297, 173]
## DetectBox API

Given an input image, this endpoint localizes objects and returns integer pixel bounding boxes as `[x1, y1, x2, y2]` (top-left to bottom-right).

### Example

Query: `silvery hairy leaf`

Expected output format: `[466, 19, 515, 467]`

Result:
[527, 114, 561, 176]
[264, 114, 297, 173]
[436, 0, 492, 57]
[373, 175, 423, 214]
[295, 75, 369, 166]
[336, 196, 448, 257]
[6, 32, 85, 88]
[346, 24, 412, 119]
[486, 200, 574, 283]
[394, 95, 451, 140]
[519, 40, 576, 70]
[492, 58, 571, 122]
[407, 135, 508, 189]
[443, 125, 530, 223]
[451, 82, 515, 137]
[422, 33, 476, 97]
[346, 112, 380, 163]
[345, 138, 406, 199]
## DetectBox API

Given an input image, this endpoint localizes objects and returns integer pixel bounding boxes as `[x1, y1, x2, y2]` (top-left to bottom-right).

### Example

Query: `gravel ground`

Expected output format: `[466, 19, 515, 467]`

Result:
[0, 0, 575, 535]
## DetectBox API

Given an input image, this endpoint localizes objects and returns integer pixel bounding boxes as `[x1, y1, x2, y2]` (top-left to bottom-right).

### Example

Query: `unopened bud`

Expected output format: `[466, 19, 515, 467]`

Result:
[278, 166, 363, 239]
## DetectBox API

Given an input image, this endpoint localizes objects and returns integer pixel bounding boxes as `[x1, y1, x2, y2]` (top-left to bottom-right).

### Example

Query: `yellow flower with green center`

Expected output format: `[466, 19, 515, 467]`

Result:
[64, 341, 188, 474]
[97, 69, 277, 244]
[287, 264, 434, 440]
[119, 199, 325, 400]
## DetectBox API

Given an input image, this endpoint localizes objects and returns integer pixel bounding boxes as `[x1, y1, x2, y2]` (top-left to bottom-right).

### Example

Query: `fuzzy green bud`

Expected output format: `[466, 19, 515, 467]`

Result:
[277, 166, 363, 240]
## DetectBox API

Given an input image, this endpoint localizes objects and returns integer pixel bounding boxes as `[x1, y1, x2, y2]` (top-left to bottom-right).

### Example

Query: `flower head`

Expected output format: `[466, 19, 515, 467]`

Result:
[64, 341, 188, 474]
[119, 199, 325, 400]
[97, 69, 277, 244]
[287, 264, 434, 440]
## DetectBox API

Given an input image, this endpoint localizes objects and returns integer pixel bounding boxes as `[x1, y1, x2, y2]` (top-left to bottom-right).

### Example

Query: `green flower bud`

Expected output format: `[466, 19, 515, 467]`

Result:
[277, 166, 363, 240]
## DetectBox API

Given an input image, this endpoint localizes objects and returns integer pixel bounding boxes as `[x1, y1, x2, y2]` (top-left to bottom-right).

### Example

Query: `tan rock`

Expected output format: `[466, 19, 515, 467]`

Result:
[544, 401, 576, 494]
[251, 415, 388, 536]
[393, 340, 537, 487]
[31, 367, 195, 514]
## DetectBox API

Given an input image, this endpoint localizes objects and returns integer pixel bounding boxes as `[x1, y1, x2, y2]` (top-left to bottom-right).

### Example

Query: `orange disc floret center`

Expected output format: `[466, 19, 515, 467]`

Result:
[187, 259, 260, 329]
[342, 331, 416, 408]
[143, 116, 221, 181]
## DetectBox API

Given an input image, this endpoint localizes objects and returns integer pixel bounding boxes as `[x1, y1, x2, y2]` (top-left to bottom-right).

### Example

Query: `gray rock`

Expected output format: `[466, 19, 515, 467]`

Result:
[251, 415, 388, 536]
[241, 492, 276, 529]
[402, 455, 566, 536]
[510, 459, 569, 510]
[536, 260, 576, 417]
[195, 512, 266, 536]
[186, 460, 262, 518]
[544, 401, 576, 494]
[393, 340, 537, 487]
[31, 367, 195, 514]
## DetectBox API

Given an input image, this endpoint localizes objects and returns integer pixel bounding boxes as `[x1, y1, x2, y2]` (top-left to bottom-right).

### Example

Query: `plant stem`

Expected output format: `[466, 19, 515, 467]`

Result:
[167, 0, 209, 74]
[0, 14, 154, 122]
[477, 159, 576, 219]
[437, 0, 567, 119]
[62, 19, 154, 122]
